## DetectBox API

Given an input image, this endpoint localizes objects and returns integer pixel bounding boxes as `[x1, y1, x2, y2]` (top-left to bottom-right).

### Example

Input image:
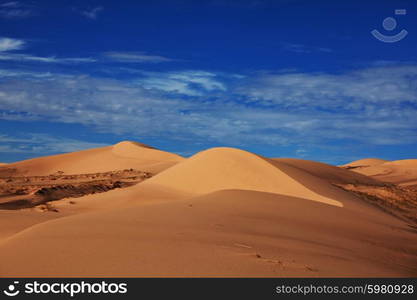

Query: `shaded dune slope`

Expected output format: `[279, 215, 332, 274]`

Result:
[271, 158, 382, 185]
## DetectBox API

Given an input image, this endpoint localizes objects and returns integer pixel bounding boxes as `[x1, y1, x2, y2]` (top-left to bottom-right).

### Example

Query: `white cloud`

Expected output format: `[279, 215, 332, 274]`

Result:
[0, 38, 172, 66]
[137, 70, 227, 96]
[0, 73, 290, 146]
[80, 6, 103, 20]
[0, 133, 108, 155]
[240, 65, 417, 109]
[0, 1, 19, 7]
[0, 64, 416, 156]
[0, 1, 33, 19]
[0, 53, 96, 63]
[0, 36, 95, 64]
[281, 42, 332, 54]
[0, 37, 25, 52]
[0, 68, 53, 78]
[104, 52, 174, 63]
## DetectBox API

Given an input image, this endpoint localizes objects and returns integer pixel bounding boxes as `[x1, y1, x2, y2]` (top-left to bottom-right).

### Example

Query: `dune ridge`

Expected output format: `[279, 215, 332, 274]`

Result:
[0, 141, 184, 176]
[342, 158, 389, 168]
[344, 159, 417, 186]
[386, 159, 417, 167]
[272, 158, 382, 185]
[141, 147, 365, 207]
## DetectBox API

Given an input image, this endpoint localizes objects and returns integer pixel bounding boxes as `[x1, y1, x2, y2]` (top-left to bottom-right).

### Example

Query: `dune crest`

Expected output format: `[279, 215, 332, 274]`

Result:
[114, 140, 156, 149]
[112, 140, 182, 162]
[142, 147, 343, 207]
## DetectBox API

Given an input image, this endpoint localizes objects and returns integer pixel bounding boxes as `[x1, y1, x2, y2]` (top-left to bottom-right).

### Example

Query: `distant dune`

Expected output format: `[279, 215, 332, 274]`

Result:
[388, 159, 417, 167]
[0, 143, 416, 277]
[0, 141, 184, 176]
[343, 158, 417, 186]
[272, 158, 381, 185]
[0, 163, 7, 166]
[342, 158, 388, 168]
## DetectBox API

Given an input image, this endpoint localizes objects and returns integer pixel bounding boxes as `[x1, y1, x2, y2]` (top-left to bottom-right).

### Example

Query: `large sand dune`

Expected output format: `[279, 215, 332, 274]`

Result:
[142, 147, 353, 207]
[0, 141, 183, 176]
[0, 144, 416, 277]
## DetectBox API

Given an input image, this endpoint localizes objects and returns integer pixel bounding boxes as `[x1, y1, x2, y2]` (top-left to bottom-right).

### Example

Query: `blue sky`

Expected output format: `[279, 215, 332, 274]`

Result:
[0, 0, 416, 164]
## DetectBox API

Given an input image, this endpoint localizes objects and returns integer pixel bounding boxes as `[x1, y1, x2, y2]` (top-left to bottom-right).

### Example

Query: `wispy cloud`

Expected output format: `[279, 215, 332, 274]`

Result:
[0, 36, 95, 64]
[0, 68, 53, 78]
[281, 42, 332, 54]
[80, 6, 103, 20]
[104, 51, 174, 63]
[240, 65, 417, 109]
[0, 53, 96, 63]
[0, 133, 108, 155]
[0, 1, 34, 19]
[0, 37, 25, 52]
[0, 64, 416, 161]
[137, 70, 227, 96]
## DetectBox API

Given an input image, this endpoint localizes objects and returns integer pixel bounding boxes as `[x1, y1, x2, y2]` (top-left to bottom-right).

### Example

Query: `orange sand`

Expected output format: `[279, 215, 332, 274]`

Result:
[0, 143, 416, 277]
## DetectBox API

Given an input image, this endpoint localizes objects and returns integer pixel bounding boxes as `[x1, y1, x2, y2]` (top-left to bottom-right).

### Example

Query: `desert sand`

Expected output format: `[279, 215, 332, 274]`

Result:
[0, 142, 416, 277]
[0, 141, 183, 177]
[342, 158, 417, 186]
[342, 158, 389, 168]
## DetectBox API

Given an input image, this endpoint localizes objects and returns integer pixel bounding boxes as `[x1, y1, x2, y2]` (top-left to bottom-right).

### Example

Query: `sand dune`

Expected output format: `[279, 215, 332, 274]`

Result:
[342, 158, 388, 168]
[271, 158, 381, 185]
[0, 163, 7, 166]
[0, 144, 416, 277]
[345, 159, 417, 186]
[388, 159, 417, 167]
[142, 147, 350, 207]
[0, 141, 184, 176]
[0, 189, 415, 277]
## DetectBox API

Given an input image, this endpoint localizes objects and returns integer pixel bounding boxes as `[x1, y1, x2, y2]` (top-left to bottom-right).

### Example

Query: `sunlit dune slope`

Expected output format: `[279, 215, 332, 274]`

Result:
[0, 189, 415, 277]
[0, 141, 184, 176]
[348, 159, 417, 186]
[388, 159, 417, 167]
[140, 147, 368, 207]
[342, 158, 388, 168]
